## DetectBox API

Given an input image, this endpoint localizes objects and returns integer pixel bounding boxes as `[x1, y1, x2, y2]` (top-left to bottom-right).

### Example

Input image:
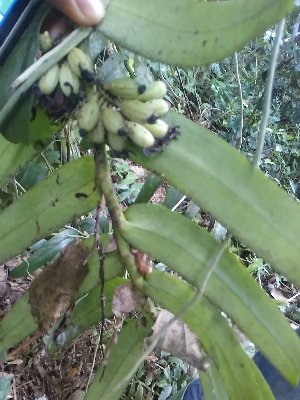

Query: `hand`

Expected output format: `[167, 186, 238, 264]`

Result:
[48, 0, 105, 26]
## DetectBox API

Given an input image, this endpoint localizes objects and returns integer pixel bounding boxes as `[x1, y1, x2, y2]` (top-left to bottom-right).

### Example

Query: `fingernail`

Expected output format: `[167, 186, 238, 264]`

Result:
[75, 0, 105, 24]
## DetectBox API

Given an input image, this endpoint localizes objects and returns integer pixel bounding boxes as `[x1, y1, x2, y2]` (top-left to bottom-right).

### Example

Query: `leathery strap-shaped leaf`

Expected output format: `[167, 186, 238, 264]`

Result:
[99, 0, 293, 67]
[85, 318, 153, 400]
[120, 204, 300, 384]
[139, 270, 275, 400]
[0, 293, 37, 357]
[199, 363, 230, 400]
[130, 112, 300, 288]
[0, 156, 98, 265]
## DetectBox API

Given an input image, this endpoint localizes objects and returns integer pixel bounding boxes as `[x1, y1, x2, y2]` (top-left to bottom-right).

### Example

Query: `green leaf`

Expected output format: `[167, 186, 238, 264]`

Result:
[98, 52, 129, 81]
[18, 157, 50, 190]
[99, 0, 293, 67]
[9, 229, 76, 278]
[168, 385, 187, 400]
[184, 201, 200, 220]
[139, 270, 275, 400]
[134, 173, 163, 204]
[28, 108, 65, 146]
[0, 135, 37, 186]
[0, 157, 98, 265]
[85, 318, 153, 400]
[0, 292, 38, 356]
[78, 250, 125, 296]
[121, 204, 300, 383]
[200, 365, 229, 400]
[74, 278, 125, 326]
[163, 186, 183, 209]
[0, 3, 50, 144]
[159, 385, 172, 400]
[130, 112, 300, 288]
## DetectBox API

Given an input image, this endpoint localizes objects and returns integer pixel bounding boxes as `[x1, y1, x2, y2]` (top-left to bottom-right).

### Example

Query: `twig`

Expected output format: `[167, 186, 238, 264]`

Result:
[176, 67, 194, 121]
[253, 19, 285, 167]
[40, 152, 54, 172]
[171, 195, 186, 212]
[287, 292, 300, 303]
[85, 330, 102, 391]
[234, 52, 244, 150]
[14, 180, 26, 193]
[94, 203, 105, 357]
[12, 178, 19, 199]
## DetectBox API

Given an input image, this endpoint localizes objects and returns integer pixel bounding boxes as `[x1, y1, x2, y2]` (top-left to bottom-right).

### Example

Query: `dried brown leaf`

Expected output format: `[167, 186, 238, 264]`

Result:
[6, 358, 23, 366]
[150, 310, 208, 370]
[269, 287, 289, 303]
[0, 267, 7, 298]
[29, 239, 90, 331]
[112, 282, 146, 317]
[68, 389, 85, 400]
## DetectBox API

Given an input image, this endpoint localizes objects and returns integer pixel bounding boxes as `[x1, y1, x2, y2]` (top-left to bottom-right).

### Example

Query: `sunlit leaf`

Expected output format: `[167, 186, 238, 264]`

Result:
[0, 135, 37, 186]
[121, 204, 300, 383]
[134, 173, 162, 204]
[0, 157, 98, 265]
[140, 270, 275, 400]
[0, 3, 50, 143]
[99, 0, 292, 67]
[130, 112, 300, 287]
[85, 318, 153, 400]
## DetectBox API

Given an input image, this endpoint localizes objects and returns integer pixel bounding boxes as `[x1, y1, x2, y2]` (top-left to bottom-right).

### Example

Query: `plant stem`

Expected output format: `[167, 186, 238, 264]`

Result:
[253, 19, 285, 167]
[234, 52, 244, 150]
[93, 145, 140, 283]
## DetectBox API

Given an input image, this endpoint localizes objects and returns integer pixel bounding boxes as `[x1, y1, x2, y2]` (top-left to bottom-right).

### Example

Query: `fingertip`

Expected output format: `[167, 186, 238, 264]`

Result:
[49, 0, 105, 26]
[75, 0, 105, 25]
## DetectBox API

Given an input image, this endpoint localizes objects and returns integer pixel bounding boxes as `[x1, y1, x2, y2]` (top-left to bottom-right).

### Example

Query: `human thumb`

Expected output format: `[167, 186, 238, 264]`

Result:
[48, 0, 105, 26]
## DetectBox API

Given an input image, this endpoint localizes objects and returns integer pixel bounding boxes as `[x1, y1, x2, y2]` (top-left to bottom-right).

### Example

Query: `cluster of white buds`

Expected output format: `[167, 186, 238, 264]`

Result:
[35, 46, 180, 156]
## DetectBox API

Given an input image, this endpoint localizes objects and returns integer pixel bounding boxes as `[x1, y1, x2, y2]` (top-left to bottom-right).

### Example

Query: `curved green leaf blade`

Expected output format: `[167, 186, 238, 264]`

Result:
[85, 318, 152, 400]
[9, 229, 75, 278]
[134, 173, 162, 204]
[0, 292, 37, 356]
[78, 250, 125, 296]
[130, 112, 300, 288]
[28, 108, 65, 147]
[139, 270, 275, 400]
[200, 365, 229, 400]
[168, 386, 187, 400]
[73, 278, 125, 328]
[99, 0, 292, 67]
[0, 135, 37, 186]
[121, 204, 300, 383]
[163, 186, 183, 209]
[0, 156, 98, 265]
[0, 3, 49, 144]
